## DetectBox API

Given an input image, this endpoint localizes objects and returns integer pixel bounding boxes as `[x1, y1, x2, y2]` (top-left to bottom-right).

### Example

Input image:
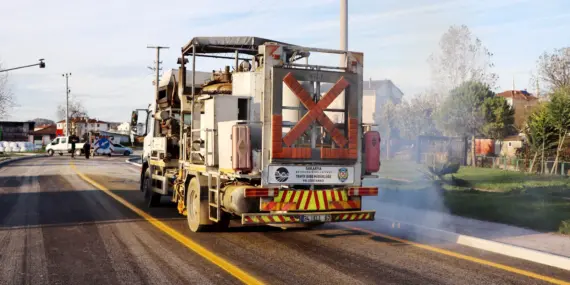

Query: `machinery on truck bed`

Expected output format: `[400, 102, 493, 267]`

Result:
[131, 36, 381, 232]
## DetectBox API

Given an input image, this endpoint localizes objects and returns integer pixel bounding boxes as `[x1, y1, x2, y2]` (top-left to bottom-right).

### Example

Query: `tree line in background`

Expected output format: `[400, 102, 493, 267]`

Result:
[377, 24, 570, 168]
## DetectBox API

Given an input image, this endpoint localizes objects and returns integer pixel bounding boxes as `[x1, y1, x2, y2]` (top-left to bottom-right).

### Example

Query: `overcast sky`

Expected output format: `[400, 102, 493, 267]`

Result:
[1, 0, 569, 123]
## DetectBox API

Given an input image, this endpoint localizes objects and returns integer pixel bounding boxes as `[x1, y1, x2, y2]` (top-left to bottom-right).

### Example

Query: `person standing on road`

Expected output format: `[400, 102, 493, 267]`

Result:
[70, 134, 79, 158]
[83, 141, 91, 159]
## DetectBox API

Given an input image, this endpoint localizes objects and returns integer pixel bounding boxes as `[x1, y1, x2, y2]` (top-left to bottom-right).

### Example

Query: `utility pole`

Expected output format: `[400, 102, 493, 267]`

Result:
[147, 45, 169, 97]
[62, 73, 71, 136]
[340, 0, 348, 66]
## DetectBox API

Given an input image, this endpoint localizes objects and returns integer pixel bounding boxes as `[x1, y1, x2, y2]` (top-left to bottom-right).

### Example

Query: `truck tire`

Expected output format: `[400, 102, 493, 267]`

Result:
[186, 178, 230, 232]
[59, 153, 63, 156]
[186, 178, 205, 232]
[143, 168, 161, 207]
[47, 149, 54, 156]
[75, 149, 82, 156]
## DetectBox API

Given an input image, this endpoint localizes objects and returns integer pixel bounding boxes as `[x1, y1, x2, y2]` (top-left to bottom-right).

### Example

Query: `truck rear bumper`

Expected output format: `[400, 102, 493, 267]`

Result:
[241, 210, 375, 225]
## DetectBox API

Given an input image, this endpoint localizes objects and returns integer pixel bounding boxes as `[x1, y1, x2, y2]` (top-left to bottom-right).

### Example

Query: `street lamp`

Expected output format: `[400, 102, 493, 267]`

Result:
[0, 59, 46, 73]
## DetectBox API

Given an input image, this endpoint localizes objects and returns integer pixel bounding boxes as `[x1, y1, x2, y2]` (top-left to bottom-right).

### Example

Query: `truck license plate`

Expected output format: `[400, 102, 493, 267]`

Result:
[300, 214, 331, 223]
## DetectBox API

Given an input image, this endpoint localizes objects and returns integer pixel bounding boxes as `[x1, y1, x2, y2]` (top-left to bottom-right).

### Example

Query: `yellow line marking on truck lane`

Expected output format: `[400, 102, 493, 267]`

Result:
[344, 226, 570, 285]
[70, 163, 265, 285]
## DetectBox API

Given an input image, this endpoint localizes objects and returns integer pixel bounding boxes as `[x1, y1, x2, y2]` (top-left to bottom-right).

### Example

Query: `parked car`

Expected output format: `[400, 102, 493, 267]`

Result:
[112, 143, 133, 156]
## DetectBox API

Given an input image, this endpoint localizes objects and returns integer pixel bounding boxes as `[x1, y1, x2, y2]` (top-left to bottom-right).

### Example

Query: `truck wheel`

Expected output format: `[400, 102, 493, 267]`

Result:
[59, 153, 63, 156]
[143, 168, 161, 207]
[186, 178, 229, 232]
[47, 149, 54, 156]
[75, 149, 82, 156]
[186, 178, 206, 232]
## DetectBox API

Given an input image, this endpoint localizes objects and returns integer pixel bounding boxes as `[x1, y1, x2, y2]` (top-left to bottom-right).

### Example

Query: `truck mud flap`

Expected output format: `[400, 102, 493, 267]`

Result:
[241, 210, 375, 225]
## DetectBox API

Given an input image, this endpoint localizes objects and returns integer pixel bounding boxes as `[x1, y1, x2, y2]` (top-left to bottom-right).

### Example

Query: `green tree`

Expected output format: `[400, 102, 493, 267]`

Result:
[524, 104, 558, 173]
[481, 96, 515, 140]
[546, 87, 570, 174]
[436, 81, 495, 165]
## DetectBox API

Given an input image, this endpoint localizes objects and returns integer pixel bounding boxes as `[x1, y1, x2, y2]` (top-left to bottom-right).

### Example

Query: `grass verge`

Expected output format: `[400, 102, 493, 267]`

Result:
[375, 160, 570, 234]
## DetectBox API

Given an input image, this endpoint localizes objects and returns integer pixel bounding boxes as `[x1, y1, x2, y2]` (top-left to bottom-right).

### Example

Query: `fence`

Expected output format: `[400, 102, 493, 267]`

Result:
[416, 135, 468, 165]
[475, 155, 570, 176]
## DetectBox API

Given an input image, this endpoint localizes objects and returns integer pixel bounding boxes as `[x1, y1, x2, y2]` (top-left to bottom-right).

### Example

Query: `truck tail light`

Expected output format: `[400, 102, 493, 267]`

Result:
[348, 187, 378, 196]
[244, 188, 277, 198]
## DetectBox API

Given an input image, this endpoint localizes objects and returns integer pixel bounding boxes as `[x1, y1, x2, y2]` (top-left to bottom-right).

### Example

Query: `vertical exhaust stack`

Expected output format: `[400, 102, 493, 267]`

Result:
[328, 0, 349, 124]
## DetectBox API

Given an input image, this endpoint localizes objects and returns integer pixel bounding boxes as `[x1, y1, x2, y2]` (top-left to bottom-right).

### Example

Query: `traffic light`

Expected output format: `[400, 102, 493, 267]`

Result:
[39, 59, 45, 68]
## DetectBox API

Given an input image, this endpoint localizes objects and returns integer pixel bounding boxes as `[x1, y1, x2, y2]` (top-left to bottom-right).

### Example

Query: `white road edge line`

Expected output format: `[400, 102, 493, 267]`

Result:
[372, 216, 570, 271]
[125, 158, 142, 168]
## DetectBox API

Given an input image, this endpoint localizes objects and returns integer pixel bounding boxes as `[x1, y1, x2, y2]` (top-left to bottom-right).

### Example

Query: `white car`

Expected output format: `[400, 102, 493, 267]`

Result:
[112, 143, 133, 156]
[45, 136, 85, 156]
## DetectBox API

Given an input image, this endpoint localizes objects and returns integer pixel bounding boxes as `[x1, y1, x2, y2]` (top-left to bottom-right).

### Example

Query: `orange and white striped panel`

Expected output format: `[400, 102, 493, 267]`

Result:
[243, 215, 299, 224]
[334, 212, 373, 221]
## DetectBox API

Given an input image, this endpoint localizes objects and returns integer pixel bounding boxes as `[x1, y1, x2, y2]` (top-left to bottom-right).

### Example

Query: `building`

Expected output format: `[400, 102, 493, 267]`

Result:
[116, 122, 131, 134]
[320, 78, 404, 125]
[56, 117, 113, 137]
[108, 122, 121, 132]
[497, 90, 539, 130]
[363, 79, 404, 125]
[0, 121, 35, 141]
[499, 135, 524, 157]
[30, 124, 57, 146]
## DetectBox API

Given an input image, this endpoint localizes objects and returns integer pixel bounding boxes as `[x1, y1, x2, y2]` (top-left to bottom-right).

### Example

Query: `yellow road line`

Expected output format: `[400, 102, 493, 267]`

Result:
[344, 226, 570, 285]
[70, 163, 265, 285]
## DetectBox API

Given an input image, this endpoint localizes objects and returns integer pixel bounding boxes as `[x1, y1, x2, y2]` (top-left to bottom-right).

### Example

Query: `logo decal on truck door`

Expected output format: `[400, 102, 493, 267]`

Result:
[275, 167, 289, 182]
[338, 167, 349, 182]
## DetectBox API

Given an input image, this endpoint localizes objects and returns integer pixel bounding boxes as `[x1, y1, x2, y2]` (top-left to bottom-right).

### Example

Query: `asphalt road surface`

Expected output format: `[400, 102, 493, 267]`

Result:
[1, 156, 569, 285]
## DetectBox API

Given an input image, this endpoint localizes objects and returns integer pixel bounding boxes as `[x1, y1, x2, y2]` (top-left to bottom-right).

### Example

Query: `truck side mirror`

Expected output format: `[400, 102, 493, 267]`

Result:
[131, 111, 138, 127]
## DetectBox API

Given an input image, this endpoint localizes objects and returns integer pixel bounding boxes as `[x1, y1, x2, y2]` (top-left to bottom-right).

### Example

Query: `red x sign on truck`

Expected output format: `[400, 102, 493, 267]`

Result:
[282, 73, 350, 147]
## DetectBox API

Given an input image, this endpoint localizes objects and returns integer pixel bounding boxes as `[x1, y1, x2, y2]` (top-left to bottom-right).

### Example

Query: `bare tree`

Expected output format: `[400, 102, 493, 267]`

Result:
[57, 100, 88, 121]
[0, 63, 14, 118]
[533, 47, 570, 94]
[429, 25, 498, 100]
[396, 93, 440, 140]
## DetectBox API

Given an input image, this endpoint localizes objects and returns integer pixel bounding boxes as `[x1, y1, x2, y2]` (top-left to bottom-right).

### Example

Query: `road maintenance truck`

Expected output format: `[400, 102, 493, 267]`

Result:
[132, 36, 381, 232]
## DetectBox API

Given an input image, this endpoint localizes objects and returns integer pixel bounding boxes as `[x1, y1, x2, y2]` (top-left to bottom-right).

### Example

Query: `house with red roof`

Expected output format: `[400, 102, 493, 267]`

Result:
[496, 90, 539, 130]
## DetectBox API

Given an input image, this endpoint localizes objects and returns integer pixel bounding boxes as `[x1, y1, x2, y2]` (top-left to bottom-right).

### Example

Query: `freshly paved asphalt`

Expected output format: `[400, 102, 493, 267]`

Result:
[1, 156, 569, 285]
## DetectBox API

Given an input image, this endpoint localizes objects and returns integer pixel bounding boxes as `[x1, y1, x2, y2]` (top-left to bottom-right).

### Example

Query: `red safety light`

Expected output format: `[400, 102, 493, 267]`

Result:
[244, 188, 278, 198]
[347, 187, 378, 196]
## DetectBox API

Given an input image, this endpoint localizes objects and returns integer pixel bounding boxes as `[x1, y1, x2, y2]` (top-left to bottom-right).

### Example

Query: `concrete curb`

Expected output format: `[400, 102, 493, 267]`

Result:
[125, 157, 142, 168]
[0, 154, 46, 168]
[374, 216, 570, 271]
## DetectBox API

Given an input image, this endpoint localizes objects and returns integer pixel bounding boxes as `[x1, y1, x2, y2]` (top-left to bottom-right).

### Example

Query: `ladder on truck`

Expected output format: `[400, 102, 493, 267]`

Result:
[207, 172, 221, 222]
